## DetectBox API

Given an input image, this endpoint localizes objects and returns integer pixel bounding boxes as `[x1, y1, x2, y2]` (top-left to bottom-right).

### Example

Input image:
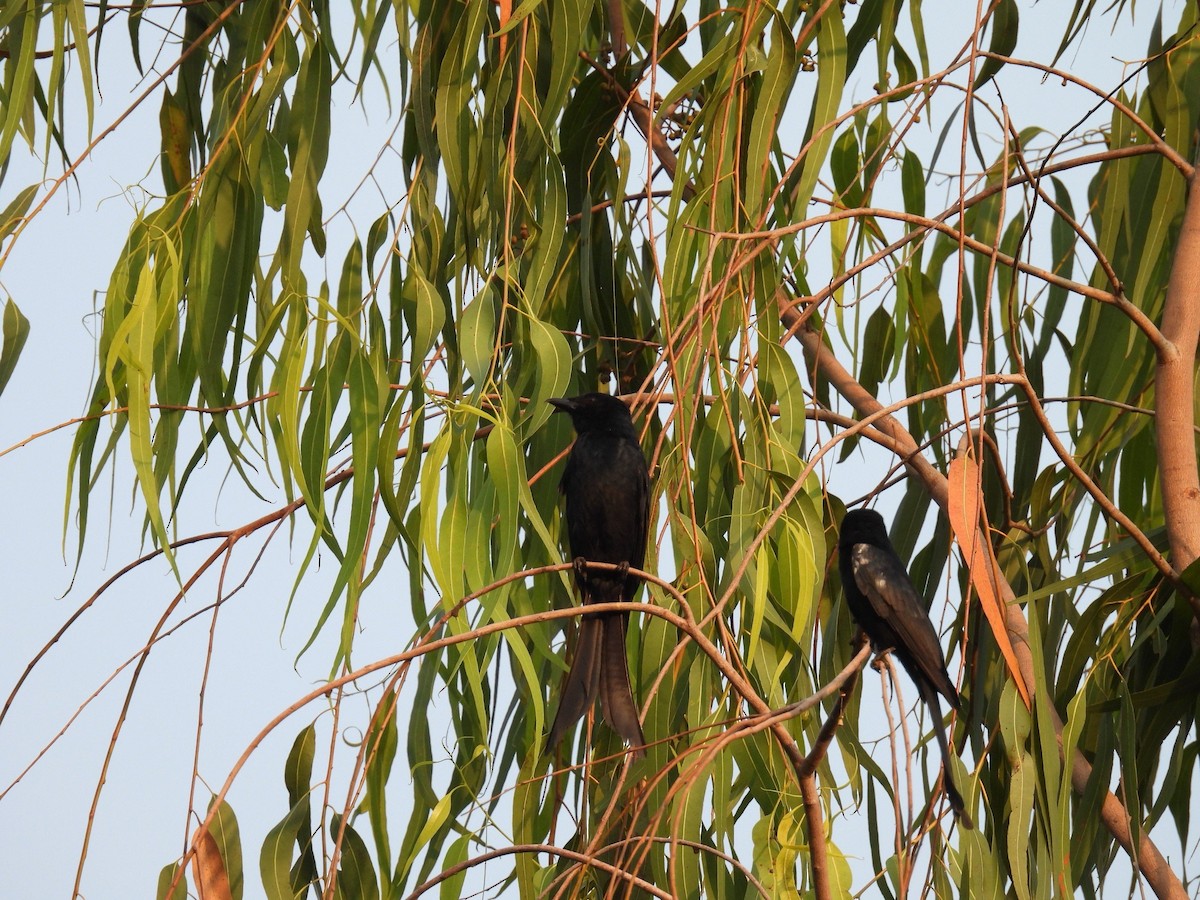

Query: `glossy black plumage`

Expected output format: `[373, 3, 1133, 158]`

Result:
[546, 392, 649, 757]
[838, 509, 973, 828]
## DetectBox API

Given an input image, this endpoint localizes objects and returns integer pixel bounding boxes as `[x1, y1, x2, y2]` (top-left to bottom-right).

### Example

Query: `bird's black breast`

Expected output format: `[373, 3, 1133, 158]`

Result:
[560, 430, 650, 600]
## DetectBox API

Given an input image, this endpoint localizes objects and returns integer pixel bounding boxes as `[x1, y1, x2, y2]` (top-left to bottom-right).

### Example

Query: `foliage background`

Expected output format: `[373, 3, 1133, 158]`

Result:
[0, 1, 1197, 898]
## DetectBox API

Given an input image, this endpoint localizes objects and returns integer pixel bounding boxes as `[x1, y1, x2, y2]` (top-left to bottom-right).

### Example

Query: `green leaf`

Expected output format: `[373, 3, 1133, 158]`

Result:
[282, 725, 319, 895]
[189, 157, 263, 407]
[409, 269, 447, 364]
[434, 0, 487, 204]
[973, 0, 1020, 88]
[260, 134, 290, 211]
[461, 284, 497, 388]
[901, 148, 925, 218]
[743, 12, 797, 214]
[364, 690, 399, 885]
[104, 249, 179, 573]
[520, 316, 571, 435]
[522, 154, 568, 314]
[0, 298, 30, 398]
[397, 792, 453, 887]
[0, 183, 37, 243]
[260, 792, 314, 900]
[0, 2, 38, 165]
[1000, 681, 1034, 900]
[438, 833, 471, 900]
[203, 797, 245, 900]
[794, 8, 847, 210]
[159, 88, 192, 194]
[156, 863, 188, 900]
[284, 724, 316, 808]
[485, 422, 521, 573]
[331, 814, 381, 900]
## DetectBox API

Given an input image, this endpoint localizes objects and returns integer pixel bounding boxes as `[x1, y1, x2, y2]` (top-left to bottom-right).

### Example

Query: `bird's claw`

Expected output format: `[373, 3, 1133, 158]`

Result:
[573, 556, 589, 580]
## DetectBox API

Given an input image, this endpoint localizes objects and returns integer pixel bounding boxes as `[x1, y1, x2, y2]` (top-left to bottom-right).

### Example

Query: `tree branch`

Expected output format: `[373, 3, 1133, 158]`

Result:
[799, 632, 870, 900]
[1157, 162, 1200, 611]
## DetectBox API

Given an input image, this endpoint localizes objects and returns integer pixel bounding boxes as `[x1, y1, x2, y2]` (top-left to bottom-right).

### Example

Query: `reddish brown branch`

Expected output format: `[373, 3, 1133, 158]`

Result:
[798, 632, 869, 900]
[406, 843, 670, 899]
[715, 205, 1128, 309]
[1157, 165, 1200, 607]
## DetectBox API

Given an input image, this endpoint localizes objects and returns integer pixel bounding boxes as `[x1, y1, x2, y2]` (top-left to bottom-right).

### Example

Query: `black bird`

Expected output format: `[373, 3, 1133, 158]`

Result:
[838, 509, 973, 828]
[545, 392, 649, 757]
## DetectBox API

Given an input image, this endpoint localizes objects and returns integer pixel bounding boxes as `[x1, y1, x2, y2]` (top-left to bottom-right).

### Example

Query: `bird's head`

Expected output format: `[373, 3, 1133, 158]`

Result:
[839, 508, 890, 549]
[548, 392, 636, 435]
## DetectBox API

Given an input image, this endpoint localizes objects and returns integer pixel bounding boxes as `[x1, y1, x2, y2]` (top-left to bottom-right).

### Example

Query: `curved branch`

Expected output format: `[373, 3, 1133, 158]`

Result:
[980, 52, 1193, 178]
[715, 205, 1135, 310]
[406, 843, 670, 899]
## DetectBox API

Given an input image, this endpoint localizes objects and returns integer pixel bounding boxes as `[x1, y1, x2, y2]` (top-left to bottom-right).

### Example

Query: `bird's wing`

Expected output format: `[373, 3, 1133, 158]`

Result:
[849, 542, 954, 687]
[849, 543, 921, 619]
[632, 442, 651, 574]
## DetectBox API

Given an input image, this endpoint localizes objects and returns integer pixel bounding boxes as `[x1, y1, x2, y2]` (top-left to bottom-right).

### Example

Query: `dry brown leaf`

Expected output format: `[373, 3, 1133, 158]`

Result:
[948, 455, 1031, 708]
[192, 824, 233, 900]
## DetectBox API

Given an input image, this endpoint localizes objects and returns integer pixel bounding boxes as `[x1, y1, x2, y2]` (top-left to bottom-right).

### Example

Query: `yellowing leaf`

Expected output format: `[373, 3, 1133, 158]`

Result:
[948, 455, 1031, 708]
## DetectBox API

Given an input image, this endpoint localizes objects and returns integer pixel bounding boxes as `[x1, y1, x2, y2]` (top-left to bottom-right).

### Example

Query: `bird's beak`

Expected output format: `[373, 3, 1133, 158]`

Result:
[547, 397, 576, 413]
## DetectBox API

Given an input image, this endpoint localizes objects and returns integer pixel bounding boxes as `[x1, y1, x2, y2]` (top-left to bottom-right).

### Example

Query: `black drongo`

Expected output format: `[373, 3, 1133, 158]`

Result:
[838, 508, 973, 828]
[545, 392, 649, 756]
